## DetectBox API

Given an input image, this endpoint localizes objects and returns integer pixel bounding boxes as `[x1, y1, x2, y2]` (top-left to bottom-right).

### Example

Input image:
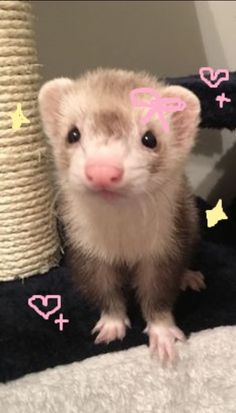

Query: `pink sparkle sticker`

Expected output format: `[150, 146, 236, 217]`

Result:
[129, 87, 186, 133]
[216, 92, 231, 108]
[54, 313, 70, 331]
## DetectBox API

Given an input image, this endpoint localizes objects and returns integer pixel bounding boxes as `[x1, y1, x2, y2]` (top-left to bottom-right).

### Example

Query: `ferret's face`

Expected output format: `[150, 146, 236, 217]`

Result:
[39, 69, 200, 203]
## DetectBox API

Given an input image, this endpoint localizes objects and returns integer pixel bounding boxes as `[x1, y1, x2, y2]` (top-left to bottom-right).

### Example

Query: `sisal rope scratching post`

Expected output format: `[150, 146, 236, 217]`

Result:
[0, 0, 61, 280]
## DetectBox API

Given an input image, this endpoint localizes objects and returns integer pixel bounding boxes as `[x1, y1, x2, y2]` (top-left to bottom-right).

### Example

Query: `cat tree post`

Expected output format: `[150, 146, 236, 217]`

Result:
[0, 0, 60, 280]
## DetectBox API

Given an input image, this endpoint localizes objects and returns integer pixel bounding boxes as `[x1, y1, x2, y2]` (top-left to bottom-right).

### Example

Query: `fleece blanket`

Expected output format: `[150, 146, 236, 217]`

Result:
[0, 326, 235, 413]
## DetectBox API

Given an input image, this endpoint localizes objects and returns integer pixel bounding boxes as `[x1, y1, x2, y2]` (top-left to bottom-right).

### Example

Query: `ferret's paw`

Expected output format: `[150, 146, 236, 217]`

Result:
[181, 270, 206, 292]
[92, 314, 130, 345]
[145, 323, 185, 363]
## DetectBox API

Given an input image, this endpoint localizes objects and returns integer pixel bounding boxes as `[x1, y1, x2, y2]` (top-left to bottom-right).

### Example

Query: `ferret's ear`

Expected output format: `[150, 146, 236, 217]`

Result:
[38, 77, 73, 139]
[163, 85, 201, 152]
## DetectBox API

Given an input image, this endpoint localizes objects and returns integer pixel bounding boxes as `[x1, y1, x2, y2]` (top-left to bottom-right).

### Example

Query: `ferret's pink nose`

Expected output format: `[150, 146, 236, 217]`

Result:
[85, 162, 123, 188]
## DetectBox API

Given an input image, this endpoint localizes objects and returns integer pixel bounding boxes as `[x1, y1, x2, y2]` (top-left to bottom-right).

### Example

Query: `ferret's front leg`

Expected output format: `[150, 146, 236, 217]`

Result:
[134, 258, 185, 362]
[90, 262, 130, 345]
[70, 248, 129, 344]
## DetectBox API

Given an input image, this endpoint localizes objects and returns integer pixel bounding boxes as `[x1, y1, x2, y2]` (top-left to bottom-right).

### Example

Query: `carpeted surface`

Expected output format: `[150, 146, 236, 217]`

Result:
[0, 197, 236, 383]
[1, 327, 236, 413]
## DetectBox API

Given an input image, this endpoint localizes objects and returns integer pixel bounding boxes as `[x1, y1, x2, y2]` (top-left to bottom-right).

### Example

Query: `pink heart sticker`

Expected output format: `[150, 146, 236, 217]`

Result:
[199, 67, 229, 88]
[28, 295, 62, 320]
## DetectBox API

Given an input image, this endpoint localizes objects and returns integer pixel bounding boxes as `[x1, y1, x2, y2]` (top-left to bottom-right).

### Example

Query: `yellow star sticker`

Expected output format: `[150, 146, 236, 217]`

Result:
[10, 103, 30, 131]
[206, 198, 228, 228]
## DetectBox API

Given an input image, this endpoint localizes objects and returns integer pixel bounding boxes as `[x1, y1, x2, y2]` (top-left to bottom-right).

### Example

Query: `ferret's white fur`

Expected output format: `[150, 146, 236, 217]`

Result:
[62, 173, 182, 265]
[92, 313, 130, 344]
[146, 320, 186, 363]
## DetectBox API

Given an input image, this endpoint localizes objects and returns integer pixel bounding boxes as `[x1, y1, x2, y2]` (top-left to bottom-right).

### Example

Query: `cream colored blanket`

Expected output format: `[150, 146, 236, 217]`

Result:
[0, 326, 235, 413]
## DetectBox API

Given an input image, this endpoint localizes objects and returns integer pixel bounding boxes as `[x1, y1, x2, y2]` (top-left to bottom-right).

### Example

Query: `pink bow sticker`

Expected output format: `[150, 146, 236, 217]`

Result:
[129, 87, 186, 133]
[28, 295, 62, 320]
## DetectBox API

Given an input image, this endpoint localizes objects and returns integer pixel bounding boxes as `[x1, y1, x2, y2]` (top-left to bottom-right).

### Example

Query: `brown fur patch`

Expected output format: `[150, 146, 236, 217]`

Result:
[91, 109, 131, 138]
[67, 244, 127, 317]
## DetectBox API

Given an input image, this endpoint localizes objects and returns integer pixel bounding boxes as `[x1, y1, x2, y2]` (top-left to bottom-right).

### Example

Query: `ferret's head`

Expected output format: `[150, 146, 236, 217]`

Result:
[38, 68, 200, 203]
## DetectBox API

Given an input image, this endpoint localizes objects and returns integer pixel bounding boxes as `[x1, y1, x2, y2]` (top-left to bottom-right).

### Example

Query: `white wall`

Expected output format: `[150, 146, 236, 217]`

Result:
[32, 0, 236, 205]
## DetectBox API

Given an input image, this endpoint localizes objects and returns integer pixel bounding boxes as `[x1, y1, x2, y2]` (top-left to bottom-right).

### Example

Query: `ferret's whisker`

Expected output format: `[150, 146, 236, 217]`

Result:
[130, 165, 148, 172]
[79, 141, 87, 154]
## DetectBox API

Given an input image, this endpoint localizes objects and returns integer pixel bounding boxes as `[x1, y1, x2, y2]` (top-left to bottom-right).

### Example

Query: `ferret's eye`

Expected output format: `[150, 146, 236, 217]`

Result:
[67, 127, 81, 144]
[141, 131, 157, 149]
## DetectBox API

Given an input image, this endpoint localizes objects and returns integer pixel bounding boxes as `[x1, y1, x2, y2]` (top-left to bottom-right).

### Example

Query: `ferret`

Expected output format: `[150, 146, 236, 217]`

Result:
[38, 68, 205, 362]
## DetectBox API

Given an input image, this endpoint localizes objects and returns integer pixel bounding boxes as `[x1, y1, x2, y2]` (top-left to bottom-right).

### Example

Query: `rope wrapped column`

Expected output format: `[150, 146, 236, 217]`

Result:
[0, 0, 61, 280]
